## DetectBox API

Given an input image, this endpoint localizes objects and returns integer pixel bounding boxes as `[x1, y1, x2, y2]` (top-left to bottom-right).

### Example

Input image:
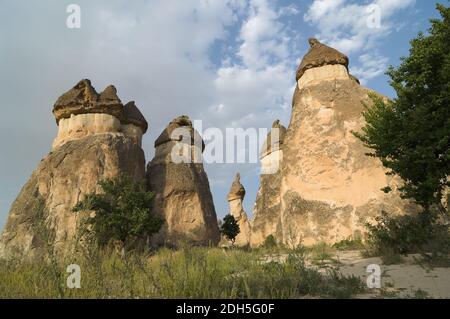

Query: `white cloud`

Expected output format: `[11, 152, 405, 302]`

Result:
[304, 0, 415, 84]
[237, 0, 288, 69]
[195, 0, 298, 209]
[278, 4, 300, 16]
[305, 0, 346, 21]
[304, 0, 415, 53]
[0, 0, 299, 223]
[350, 53, 389, 85]
[211, 0, 297, 127]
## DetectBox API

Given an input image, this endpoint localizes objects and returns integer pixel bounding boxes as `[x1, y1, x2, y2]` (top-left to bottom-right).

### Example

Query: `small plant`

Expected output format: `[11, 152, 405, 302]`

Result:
[309, 242, 334, 266]
[263, 235, 277, 248]
[73, 175, 163, 250]
[365, 210, 450, 259]
[332, 238, 365, 251]
[31, 197, 66, 297]
[400, 288, 431, 299]
[220, 214, 240, 245]
[378, 247, 403, 265]
[324, 271, 366, 299]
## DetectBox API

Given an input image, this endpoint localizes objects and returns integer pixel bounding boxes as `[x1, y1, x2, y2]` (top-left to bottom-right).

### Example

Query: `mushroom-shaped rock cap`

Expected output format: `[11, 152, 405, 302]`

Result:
[260, 120, 287, 158]
[154, 115, 205, 151]
[228, 173, 246, 201]
[296, 38, 349, 81]
[53, 79, 123, 124]
[123, 101, 148, 133]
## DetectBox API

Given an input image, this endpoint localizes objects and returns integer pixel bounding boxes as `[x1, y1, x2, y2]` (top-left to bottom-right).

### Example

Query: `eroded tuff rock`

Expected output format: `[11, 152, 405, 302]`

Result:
[252, 39, 418, 247]
[52, 80, 147, 149]
[282, 39, 419, 246]
[227, 173, 251, 246]
[296, 38, 349, 81]
[53, 79, 124, 123]
[0, 80, 147, 259]
[260, 120, 286, 159]
[251, 120, 286, 246]
[147, 116, 220, 246]
[123, 101, 149, 133]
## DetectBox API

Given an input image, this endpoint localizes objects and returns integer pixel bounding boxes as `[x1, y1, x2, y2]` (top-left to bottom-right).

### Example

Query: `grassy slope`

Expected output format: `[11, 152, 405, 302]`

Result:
[0, 246, 366, 299]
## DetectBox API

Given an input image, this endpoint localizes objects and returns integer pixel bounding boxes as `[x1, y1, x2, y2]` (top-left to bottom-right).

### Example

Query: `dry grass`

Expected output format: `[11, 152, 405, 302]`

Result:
[0, 246, 366, 299]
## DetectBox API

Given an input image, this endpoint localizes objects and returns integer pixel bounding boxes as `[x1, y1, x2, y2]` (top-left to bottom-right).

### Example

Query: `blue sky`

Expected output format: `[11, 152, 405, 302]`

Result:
[0, 0, 447, 228]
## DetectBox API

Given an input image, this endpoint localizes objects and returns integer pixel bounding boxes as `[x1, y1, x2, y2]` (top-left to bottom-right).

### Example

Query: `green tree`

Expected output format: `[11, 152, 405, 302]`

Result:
[355, 4, 450, 210]
[73, 175, 163, 248]
[220, 214, 240, 245]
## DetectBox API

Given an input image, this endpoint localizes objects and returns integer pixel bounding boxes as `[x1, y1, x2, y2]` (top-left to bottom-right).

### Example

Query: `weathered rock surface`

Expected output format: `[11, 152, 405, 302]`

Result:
[147, 116, 220, 247]
[259, 120, 286, 159]
[53, 79, 124, 123]
[251, 120, 286, 246]
[52, 80, 147, 149]
[296, 38, 349, 81]
[0, 80, 147, 259]
[252, 39, 418, 247]
[0, 135, 145, 259]
[227, 173, 251, 246]
[123, 101, 148, 133]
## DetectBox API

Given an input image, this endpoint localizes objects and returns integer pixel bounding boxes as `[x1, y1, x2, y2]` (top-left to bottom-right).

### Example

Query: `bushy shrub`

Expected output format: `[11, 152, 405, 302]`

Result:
[263, 235, 277, 248]
[354, 4, 450, 209]
[332, 238, 365, 251]
[366, 210, 450, 257]
[73, 175, 163, 249]
[220, 214, 240, 244]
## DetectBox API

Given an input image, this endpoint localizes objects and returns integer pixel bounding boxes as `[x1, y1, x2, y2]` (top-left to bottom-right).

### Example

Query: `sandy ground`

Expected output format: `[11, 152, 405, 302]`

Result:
[331, 251, 450, 298]
[262, 250, 450, 298]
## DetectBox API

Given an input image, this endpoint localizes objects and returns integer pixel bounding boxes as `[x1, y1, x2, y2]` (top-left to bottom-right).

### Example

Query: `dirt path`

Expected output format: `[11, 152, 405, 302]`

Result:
[262, 250, 450, 298]
[334, 251, 450, 298]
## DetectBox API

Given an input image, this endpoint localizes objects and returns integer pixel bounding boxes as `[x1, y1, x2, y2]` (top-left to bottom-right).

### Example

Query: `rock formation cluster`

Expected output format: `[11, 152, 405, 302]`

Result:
[1, 38, 418, 258]
[0, 82, 219, 259]
[251, 38, 416, 247]
[0, 80, 148, 259]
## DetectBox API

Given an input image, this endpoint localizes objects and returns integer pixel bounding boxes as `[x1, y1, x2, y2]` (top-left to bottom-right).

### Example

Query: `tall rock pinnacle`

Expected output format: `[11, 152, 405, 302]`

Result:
[251, 38, 417, 247]
[251, 120, 286, 246]
[227, 173, 251, 246]
[147, 115, 220, 247]
[0, 79, 148, 259]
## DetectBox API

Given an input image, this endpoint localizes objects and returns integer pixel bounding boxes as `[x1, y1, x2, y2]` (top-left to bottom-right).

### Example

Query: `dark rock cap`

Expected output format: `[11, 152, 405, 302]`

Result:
[296, 38, 349, 81]
[52, 79, 148, 132]
[53, 79, 123, 123]
[260, 120, 287, 158]
[123, 101, 148, 133]
[227, 173, 246, 201]
[155, 115, 205, 151]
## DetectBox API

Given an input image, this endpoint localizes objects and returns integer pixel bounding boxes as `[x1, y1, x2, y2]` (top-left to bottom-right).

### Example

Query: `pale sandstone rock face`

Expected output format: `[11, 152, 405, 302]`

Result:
[147, 116, 220, 247]
[298, 64, 350, 89]
[281, 40, 418, 246]
[53, 114, 144, 149]
[442, 177, 450, 212]
[52, 83, 147, 149]
[227, 173, 251, 246]
[251, 39, 418, 247]
[0, 134, 145, 260]
[53, 113, 121, 148]
[250, 121, 286, 247]
[0, 80, 147, 259]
